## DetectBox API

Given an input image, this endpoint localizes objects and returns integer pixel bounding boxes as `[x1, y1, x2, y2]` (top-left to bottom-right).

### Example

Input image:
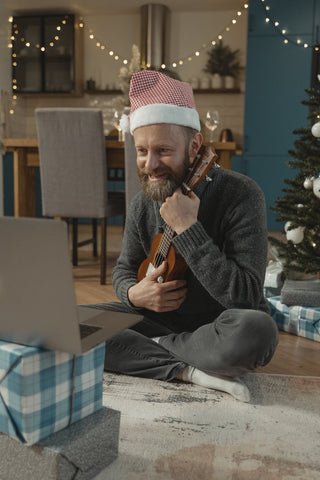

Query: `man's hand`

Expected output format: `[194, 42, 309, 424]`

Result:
[128, 261, 187, 312]
[160, 188, 200, 234]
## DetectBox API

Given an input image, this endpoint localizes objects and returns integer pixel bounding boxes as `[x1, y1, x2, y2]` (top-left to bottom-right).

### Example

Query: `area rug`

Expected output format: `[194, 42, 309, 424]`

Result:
[97, 372, 320, 480]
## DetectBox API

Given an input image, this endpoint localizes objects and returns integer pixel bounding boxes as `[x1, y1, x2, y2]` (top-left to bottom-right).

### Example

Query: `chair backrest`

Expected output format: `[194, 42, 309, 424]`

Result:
[35, 108, 108, 218]
[124, 132, 141, 212]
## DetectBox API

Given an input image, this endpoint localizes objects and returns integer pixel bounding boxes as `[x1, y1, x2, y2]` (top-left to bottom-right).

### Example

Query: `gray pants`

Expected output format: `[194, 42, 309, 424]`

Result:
[89, 302, 279, 381]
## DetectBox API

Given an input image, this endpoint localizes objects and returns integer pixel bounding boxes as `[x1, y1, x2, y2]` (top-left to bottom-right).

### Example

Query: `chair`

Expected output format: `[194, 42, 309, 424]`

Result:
[124, 131, 141, 212]
[35, 108, 125, 285]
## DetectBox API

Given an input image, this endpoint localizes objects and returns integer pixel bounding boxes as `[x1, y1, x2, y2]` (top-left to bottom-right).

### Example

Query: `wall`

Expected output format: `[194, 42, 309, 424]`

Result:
[6, 8, 248, 145]
[0, 2, 11, 215]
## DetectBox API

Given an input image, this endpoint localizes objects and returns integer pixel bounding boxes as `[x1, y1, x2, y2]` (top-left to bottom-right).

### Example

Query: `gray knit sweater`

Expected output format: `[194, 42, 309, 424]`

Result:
[112, 166, 269, 330]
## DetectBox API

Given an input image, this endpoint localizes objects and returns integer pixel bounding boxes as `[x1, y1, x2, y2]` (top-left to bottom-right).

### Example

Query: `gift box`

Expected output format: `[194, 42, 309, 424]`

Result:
[0, 406, 120, 480]
[0, 340, 105, 445]
[280, 279, 320, 307]
[268, 296, 320, 342]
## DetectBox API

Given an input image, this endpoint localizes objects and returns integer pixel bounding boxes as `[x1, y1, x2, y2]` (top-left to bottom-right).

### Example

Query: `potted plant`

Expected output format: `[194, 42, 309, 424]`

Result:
[204, 41, 241, 89]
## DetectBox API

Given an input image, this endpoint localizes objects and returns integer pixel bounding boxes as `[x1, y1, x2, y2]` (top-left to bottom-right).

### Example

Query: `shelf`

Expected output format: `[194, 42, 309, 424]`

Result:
[84, 88, 241, 95]
[85, 89, 122, 95]
[194, 88, 241, 94]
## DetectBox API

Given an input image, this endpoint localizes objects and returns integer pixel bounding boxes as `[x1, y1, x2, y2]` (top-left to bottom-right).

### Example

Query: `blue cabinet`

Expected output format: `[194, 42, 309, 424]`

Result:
[241, 0, 318, 230]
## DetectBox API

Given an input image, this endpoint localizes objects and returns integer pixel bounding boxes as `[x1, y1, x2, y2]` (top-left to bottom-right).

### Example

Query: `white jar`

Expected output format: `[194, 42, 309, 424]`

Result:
[211, 73, 223, 89]
[224, 75, 235, 89]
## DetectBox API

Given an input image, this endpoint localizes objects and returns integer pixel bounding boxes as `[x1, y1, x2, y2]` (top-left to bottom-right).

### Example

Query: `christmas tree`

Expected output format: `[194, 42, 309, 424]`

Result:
[270, 87, 320, 276]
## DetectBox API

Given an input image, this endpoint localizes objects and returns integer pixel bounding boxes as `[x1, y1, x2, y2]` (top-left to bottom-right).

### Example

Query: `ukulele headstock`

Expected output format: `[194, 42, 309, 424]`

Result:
[182, 145, 218, 194]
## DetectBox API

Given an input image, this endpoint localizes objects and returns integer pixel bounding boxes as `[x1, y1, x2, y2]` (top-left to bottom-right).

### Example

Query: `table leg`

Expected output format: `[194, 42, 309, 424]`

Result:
[13, 148, 36, 217]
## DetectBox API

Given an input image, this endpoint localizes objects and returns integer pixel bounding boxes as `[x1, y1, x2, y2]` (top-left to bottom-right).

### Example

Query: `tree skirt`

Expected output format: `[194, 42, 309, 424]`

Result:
[97, 372, 320, 480]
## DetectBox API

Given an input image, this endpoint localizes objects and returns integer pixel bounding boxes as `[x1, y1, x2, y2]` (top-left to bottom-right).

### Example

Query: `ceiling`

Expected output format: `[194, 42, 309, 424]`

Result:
[3, 0, 245, 15]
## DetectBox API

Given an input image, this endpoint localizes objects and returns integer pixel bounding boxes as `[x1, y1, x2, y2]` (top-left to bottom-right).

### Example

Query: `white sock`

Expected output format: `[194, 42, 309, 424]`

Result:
[182, 366, 250, 403]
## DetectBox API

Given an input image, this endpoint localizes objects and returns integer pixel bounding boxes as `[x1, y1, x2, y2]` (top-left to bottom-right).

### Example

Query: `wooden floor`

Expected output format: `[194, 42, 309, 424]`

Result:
[73, 225, 320, 378]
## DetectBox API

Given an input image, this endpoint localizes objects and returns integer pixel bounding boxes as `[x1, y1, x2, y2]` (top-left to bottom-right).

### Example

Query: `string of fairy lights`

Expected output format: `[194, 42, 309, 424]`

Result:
[7, 1, 317, 115]
[83, 3, 249, 70]
[259, 0, 316, 50]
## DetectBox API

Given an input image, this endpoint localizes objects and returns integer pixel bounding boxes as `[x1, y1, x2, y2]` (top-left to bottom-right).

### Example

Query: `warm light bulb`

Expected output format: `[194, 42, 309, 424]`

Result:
[25, 42, 30, 47]
[237, 11, 242, 16]
[274, 21, 279, 26]
[265, 18, 270, 23]
[123, 59, 128, 64]
[284, 39, 288, 44]
[40, 47, 45, 51]
[179, 60, 183, 65]
[218, 34, 223, 40]
[304, 43, 309, 48]
[232, 19, 237, 24]
[109, 50, 114, 56]
[10, 109, 14, 114]
[8, 16, 13, 22]
[50, 42, 54, 47]
[282, 29, 286, 34]
[172, 62, 177, 67]
[161, 64, 166, 69]
[89, 34, 94, 39]
[195, 51, 200, 56]
[56, 26, 61, 31]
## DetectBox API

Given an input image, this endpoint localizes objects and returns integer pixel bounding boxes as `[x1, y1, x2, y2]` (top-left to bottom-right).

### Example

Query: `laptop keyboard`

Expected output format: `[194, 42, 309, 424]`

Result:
[79, 323, 102, 339]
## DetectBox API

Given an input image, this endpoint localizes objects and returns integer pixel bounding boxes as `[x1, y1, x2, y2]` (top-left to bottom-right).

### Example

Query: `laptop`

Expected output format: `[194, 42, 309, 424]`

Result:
[0, 216, 142, 354]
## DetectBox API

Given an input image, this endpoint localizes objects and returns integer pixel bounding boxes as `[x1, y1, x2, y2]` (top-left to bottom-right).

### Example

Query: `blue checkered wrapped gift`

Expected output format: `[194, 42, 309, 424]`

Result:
[0, 341, 105, 445]
[268, 296, 320, 342]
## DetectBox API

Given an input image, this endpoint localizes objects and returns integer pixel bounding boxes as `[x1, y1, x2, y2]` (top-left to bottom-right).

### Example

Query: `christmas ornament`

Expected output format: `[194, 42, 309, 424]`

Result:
[284, 221, 305, 244]
[311, 121, 320, 137]
[303, 176, 314, 189]
[313, 176, 320, 198]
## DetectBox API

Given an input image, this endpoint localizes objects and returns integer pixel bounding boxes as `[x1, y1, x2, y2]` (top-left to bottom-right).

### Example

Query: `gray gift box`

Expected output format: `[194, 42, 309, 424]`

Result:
[0, 406, 120, 480]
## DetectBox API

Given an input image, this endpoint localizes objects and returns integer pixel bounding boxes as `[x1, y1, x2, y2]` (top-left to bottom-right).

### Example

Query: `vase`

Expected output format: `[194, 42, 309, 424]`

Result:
[211, 73, 223, 89]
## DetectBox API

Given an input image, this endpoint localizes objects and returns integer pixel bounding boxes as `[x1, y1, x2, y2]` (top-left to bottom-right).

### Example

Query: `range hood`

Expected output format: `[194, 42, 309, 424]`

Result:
[140, 4, 171, 69]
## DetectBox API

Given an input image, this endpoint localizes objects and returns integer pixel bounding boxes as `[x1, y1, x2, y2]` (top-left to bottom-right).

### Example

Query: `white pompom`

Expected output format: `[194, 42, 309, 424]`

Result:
[285, 221, 305, 244]
[120, 114, 130, 133]
[312, 176, 320, 198]
[311, 121, 320, 137]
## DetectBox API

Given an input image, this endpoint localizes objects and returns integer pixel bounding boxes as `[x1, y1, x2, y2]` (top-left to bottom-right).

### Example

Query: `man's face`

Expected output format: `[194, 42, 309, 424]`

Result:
[134, 124, 192, 202]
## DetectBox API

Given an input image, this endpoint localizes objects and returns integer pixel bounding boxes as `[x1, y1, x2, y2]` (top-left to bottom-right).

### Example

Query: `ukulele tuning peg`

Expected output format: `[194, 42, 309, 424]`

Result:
[205, 175, 212, 182]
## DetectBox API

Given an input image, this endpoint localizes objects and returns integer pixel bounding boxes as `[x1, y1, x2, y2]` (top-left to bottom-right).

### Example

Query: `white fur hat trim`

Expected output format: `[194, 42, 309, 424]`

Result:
[128, 103, 200, 134]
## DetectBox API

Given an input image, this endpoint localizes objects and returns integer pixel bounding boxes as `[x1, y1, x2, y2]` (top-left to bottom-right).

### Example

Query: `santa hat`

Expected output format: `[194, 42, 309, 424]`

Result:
[120, 70, 200, 134]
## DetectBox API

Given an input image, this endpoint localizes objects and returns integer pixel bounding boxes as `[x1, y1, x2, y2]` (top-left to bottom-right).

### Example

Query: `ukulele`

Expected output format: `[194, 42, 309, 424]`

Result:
[137, 145, 218, 283]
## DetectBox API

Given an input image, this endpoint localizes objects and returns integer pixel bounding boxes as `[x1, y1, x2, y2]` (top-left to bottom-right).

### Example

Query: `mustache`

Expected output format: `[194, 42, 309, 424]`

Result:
[138, 167, 171, 177]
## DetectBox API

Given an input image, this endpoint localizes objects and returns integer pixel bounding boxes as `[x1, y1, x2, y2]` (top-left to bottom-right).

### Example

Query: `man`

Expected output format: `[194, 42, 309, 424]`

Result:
[93, 70, 278, 402]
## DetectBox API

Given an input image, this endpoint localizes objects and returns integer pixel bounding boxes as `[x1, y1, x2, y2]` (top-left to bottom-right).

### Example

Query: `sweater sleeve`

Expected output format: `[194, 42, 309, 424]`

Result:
[172, 173, 268, 310]
[111, 195, 153, 309]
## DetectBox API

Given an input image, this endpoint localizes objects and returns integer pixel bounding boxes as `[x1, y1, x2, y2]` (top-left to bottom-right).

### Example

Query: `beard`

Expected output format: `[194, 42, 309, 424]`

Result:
[138, 154, 191, 202]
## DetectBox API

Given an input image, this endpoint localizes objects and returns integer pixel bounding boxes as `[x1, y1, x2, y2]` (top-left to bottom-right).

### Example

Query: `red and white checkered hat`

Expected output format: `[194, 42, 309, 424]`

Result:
[120, 70, 200, 134]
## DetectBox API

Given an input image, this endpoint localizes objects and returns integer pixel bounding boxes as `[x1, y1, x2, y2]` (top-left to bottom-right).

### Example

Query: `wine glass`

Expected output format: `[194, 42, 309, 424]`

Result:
[205, 110, 220, 143]
[113, 110, 124, 141]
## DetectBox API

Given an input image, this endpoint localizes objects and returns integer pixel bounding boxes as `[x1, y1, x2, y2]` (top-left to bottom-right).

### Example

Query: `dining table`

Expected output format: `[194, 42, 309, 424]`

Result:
[3, 138, 236, 217]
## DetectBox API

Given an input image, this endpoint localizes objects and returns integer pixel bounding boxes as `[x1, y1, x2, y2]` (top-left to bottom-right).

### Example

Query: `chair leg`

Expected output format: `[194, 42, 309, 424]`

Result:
[92, 219, 98, 257]
[100, 218, 107, 285]
[72, 218, 78, 266]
